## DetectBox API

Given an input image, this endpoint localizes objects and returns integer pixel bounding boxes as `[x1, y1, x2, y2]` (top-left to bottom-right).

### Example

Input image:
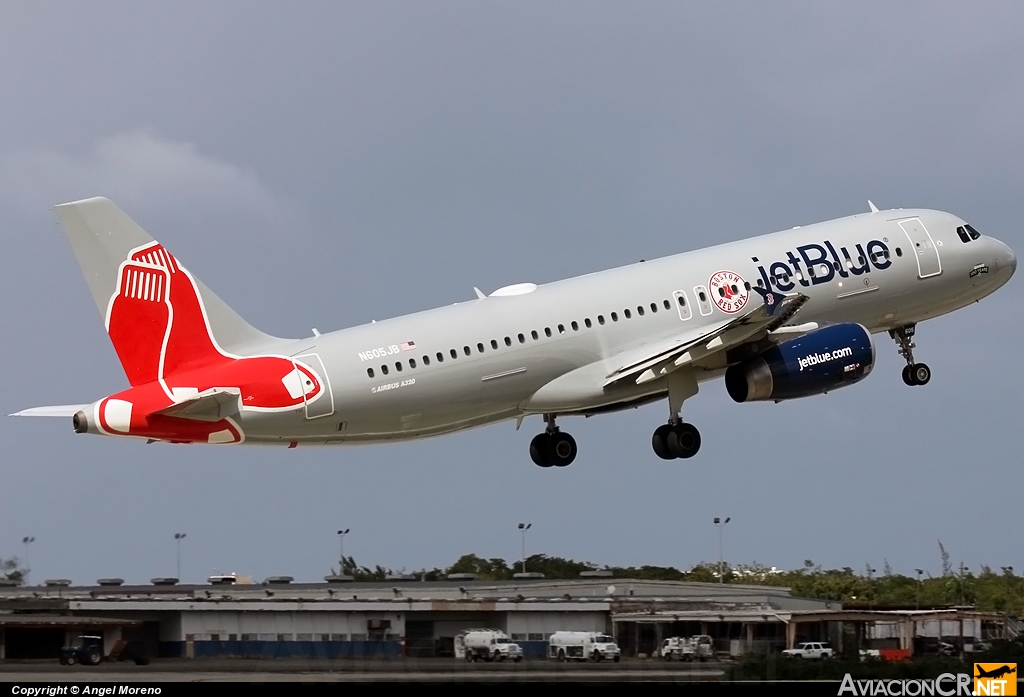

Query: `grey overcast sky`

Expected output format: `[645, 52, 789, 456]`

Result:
[1, 2, 1021, 585]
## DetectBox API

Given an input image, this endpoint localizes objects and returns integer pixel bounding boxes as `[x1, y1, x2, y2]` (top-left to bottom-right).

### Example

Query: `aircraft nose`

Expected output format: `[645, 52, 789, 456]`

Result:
[995, 238, 1016, 279]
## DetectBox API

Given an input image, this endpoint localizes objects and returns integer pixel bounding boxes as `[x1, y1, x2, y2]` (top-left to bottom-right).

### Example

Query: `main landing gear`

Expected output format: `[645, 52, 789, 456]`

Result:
[530, 414, 577, 468]
[652, 421, 701, 460]
[652, 368, 702, 460]
[890, 324, 931, 386]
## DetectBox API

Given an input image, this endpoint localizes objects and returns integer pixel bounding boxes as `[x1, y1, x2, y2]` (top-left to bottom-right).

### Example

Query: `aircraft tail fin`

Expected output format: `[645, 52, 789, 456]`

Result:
[54, 197, 282, 387]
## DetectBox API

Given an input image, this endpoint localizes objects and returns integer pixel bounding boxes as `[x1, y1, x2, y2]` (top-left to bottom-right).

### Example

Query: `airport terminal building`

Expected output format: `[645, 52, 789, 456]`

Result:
[0, 575, 1013, 660]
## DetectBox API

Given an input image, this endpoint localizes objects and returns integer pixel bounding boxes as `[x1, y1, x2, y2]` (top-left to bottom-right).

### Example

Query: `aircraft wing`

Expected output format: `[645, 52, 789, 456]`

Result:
[8, 405, 89, 417]
[603, 288, 808, 388]
[153, 388, 241, 422]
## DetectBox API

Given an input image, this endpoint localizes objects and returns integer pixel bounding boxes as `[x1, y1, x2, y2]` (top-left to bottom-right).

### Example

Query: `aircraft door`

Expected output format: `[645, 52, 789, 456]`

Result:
[694, 286, 713, 316]
[898, 218, 942, 279]
[673, 290, 692, 321]
[293, 353, 335, 419]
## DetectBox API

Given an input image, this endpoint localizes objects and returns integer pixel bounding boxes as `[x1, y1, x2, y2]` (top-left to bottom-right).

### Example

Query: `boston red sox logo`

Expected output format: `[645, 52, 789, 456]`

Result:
[96, 241, 325, 444]
[708, 270, 749, 314]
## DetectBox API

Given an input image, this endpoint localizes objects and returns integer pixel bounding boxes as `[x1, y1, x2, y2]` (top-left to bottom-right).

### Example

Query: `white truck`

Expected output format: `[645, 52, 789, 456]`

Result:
[782, 642, 834, 659]
[548, 631, 621, 662]
[661, 635, 715, 661]
[458, 629, 523, 662]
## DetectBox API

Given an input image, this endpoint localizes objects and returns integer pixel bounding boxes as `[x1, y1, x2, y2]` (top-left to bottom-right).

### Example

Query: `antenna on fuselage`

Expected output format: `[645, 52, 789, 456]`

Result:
[868, 200, 879, 213]
[473, 287, 486, 299]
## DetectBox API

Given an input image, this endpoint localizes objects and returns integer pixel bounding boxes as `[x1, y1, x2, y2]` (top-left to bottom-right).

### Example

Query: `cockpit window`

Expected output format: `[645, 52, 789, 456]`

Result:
[965, 224, 981, 240]
[956, 226, 970, 243]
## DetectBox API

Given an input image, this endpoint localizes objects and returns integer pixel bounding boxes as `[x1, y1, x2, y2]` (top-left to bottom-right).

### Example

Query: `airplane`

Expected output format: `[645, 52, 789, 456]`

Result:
[975, 665, 1016, 679]
[10, 197, 1016, 466]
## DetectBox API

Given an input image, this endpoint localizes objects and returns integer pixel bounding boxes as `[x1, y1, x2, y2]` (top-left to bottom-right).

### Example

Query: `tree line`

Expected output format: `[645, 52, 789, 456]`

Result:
[330, 541, 1022, 615]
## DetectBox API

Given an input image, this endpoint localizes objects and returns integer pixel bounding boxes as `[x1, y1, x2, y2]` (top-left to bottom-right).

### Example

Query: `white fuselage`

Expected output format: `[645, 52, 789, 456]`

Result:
[231, 207, 1015, 444]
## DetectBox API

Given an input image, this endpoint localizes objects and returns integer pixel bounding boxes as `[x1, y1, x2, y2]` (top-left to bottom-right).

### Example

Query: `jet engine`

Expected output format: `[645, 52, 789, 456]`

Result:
[724, 323, 874, 403]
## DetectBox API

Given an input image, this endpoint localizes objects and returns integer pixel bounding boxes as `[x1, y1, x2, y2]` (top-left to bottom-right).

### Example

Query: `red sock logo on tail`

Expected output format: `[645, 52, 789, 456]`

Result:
[101, 242, 324, 443]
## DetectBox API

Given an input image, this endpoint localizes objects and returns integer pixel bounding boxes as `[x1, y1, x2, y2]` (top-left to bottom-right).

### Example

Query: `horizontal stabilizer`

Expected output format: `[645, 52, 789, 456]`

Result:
[9, 405, 88, 417]
[153, 388, 241, 422]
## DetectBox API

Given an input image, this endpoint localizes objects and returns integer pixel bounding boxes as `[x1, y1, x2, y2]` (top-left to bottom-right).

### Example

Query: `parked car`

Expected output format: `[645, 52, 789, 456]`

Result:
[782, 642, 834, 659]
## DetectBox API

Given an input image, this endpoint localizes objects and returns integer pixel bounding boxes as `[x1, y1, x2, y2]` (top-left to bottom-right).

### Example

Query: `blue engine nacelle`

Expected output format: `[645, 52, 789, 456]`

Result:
[725, 323, 874, 403]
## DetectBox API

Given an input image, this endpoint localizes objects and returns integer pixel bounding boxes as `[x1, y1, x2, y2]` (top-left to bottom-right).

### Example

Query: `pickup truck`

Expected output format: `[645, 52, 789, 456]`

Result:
[782, 642, 834, 659]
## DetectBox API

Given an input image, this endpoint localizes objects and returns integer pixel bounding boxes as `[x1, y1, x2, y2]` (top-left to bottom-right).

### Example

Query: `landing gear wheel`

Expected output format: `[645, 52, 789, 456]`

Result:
[530, 434, 553, 467]
[545, 432, 577, 467]
[912, 363, 931, 386]
[652, 424, 674, 460]
[667, 423, 701, 459]
[902, 365, 914, 386]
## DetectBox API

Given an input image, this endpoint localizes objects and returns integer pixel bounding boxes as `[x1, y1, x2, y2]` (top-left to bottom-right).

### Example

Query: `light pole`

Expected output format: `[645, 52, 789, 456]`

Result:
[337, 529, 350, 574]
[21, 537, 35, 586]
[867, 567, 877, 610]
[958, 562, 966, 606]
[915, 569, 924, 610]
[174, 533, 186, 581]
[713, 518, 730, 584]
[518, 523, 531, 573]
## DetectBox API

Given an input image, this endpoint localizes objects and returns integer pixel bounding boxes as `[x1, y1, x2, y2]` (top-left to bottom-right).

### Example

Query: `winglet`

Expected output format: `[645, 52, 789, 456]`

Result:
[751, 286, 781, 316]
[868, 200, 879, 213]
[473, 287, 486, 299]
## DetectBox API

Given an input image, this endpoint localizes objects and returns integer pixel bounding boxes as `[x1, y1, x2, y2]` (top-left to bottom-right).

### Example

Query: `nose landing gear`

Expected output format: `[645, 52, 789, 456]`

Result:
[891, 325, 931, 386]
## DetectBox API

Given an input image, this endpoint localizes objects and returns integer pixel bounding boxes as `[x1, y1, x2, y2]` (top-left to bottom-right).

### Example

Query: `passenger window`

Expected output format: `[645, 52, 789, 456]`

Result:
[423, 356, 430, 366]
[598, 315, 605, 324]
[477, 343, 484, 353]
[650, 303, 657, 313]
[409, 358, 417, 368]
[437, 352, 444, 362]
[545, 327, 552, 337]
[611, 312, 618, 322]
[464, 346, 471, 356]
[450, 349, 457, 359]
[558, 324, 565, 334]
[584, 318, 592, 328]
[504, 337, 511, 346]
[518, 334, 525, 344]
[571, 321, 578, 331]
[677, 295, 686, 306]
[395, 362, 403, 372]
[382, 364, 389, 375]
[637, 306, 644, 316]
[699, 292, 707, 301]
[807, 266, 815, 278]
[531, 330, 539, 340]
[743, 282, 750, 291]
[490, 340, 498, 350]
[367, 368, 375, 378]
[663, 299, 670, 310]
[896, 248, 903, 257]
[624, 309, 631, 319]
[731, 284, 739, 294]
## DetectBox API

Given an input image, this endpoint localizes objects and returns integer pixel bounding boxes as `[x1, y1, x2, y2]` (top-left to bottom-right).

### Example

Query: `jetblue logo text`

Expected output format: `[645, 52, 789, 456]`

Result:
[798, 346, 854, 371]
[755, 238, 892, 291]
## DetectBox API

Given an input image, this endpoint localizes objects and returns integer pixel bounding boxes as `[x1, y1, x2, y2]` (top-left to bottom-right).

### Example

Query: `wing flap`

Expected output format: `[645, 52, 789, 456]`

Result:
[603, 290, 809, 387]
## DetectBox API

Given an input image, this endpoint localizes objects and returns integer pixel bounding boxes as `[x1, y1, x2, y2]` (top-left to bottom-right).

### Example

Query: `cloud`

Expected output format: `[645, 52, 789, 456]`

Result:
[0, 131, 292, 225]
